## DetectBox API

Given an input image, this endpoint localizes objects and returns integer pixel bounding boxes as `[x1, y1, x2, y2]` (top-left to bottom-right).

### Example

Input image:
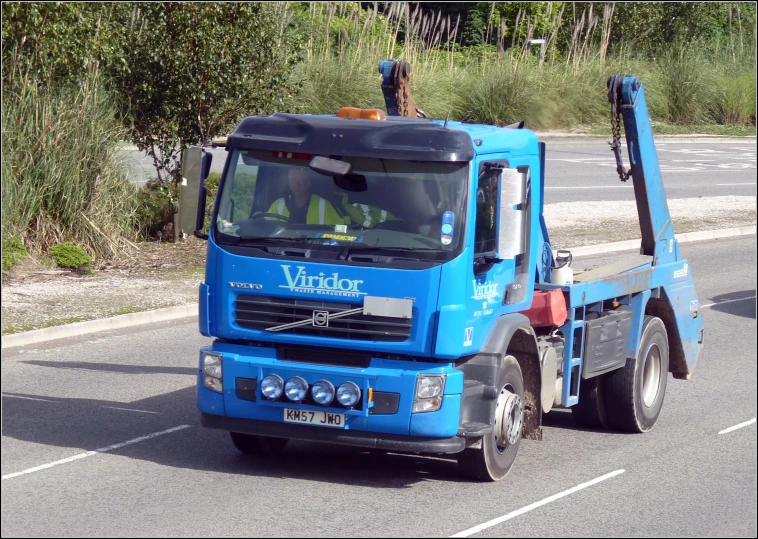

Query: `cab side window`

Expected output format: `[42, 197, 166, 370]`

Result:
[474, 171, 498, 255]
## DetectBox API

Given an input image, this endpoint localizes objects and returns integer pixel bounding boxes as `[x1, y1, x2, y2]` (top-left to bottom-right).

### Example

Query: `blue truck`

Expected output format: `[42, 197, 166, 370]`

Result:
[181, 63, 704, 481]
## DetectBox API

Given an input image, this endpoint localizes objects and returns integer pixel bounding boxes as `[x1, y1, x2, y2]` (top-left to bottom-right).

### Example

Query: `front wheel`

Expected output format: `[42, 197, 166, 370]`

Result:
[230, 432, 289, 456]
[458, 355, 524, 481]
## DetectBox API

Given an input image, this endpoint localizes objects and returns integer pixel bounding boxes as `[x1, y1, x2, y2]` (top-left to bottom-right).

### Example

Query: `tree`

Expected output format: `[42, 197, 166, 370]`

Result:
[1, 2, 130, 86]
[116, 2, 301, 186]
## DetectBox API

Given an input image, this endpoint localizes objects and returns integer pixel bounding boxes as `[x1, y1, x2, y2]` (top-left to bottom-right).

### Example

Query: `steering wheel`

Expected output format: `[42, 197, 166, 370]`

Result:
[372, 218, 408, 231]
[250, 212, 291, 222]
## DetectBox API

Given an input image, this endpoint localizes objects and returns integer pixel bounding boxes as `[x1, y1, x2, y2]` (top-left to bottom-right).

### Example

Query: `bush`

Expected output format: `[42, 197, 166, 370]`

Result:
[2, 237, 28, 273]
[115, 3, 301, 187]
[134, 180, 179, 241]
[49, 242, 93, 274]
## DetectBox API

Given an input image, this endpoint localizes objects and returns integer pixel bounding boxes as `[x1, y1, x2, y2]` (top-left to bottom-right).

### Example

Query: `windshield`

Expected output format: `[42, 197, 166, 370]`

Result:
[214, 149, 469, 258]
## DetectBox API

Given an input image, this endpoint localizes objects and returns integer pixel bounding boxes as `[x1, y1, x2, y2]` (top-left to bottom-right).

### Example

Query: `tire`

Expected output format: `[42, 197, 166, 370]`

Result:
[458, 355, 524, 482]
[571, 375, 610, 429]
[230, 432, 289, 456]
[604, 316, 669, 433]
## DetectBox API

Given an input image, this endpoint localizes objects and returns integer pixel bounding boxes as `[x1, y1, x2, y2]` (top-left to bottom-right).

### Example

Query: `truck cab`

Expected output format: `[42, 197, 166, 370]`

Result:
[188, 71, 704, 481]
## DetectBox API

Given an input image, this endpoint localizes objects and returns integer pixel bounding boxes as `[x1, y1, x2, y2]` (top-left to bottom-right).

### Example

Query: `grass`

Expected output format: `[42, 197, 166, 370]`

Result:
[283, 3, 757, 132]
[2, 306, 155, 335]
[3, 316, 92, 335]
[1, 60, 140, 261]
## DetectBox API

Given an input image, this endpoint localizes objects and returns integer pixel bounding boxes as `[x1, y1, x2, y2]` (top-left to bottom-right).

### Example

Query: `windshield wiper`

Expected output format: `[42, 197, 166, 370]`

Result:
[338, 244, 440, 259]
[228, 235, 323, 246]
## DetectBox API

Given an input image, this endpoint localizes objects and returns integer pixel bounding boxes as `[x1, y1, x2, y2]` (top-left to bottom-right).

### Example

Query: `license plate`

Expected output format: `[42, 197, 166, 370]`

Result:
[284, 408, 344, 428]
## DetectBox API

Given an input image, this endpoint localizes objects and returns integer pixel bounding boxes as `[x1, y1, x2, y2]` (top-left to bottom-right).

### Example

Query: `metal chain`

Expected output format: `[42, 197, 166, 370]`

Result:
[392, 60, 423, 118]
[608, 75, 632, 182]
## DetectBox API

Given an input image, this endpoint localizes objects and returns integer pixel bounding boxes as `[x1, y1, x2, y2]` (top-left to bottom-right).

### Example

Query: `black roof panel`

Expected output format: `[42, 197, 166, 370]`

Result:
[228, 113, 475, 162]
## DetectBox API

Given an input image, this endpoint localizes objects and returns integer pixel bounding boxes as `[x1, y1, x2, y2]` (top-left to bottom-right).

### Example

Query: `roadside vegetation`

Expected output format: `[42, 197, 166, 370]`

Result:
[1, 1, 755, 270]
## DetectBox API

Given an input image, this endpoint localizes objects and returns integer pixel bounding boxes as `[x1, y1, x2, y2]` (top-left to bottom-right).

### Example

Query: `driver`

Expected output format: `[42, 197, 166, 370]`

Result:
[267, 168, 343, 225]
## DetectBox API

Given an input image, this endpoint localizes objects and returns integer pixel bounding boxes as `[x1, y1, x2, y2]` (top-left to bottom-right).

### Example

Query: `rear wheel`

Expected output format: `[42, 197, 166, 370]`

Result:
[604, 316, 669, 432]
[458, 355, 524, 482]
[571, 375, 610, 429]
[230, 432, 289, 456]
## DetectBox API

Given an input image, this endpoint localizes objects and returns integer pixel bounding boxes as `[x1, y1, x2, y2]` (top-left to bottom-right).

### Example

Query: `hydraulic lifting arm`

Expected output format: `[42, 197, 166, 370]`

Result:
[608, 75, 677, 265]
[379, 60, 426, 118]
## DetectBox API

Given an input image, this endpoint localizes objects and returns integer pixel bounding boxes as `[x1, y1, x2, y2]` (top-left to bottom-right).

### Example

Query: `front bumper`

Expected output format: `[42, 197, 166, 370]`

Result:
[201, 413, 465, 454]
[197, 341, 465, 445]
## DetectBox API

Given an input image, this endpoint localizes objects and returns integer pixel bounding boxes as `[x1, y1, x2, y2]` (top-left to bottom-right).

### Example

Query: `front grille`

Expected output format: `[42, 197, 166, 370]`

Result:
[235, 295, 412, 342]
[277, 345, 371, 368]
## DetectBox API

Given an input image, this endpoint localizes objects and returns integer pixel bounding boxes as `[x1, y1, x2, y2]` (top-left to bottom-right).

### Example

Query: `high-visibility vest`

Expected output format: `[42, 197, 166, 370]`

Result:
[267, 194, 343, 225]
[339, 193, 394, 227]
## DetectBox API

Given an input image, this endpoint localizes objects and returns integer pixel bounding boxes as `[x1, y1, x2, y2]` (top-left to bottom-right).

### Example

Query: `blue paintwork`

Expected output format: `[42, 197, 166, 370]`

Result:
[197, 71, 703, 445]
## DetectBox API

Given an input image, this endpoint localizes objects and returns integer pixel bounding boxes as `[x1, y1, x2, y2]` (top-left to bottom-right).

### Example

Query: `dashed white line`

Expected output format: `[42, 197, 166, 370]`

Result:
[1, 425, 190, 481]
[545, 185, 631, 190]
[700, 295, 756, 309]
[719, 418, 757, 435]
[715, 182, 757, 186]
[450, 470, 625, 537]
[103, 406, 160, 414]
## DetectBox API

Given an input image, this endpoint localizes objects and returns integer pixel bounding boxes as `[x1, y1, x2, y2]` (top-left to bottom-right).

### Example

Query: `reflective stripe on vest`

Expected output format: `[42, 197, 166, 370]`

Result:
[318, 197, 326, 224]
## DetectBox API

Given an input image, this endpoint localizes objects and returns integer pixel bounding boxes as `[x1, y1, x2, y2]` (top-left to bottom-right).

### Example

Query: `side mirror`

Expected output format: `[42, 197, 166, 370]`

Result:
[496, 168, 527, 260]
[178, 146, 212, 239]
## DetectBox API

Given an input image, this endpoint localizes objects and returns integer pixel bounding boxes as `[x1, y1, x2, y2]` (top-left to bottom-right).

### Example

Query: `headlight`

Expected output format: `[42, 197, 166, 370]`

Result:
[203, 374, 223, 393]
[285, 376, 308, 402]
[202, 352, 223, 379]
[413, 374, 446, 413]
[311, 380, 335, 406]
[336, 381, 361, 408]
[261, 374, 284, 400]
[416, 375, 445, 399]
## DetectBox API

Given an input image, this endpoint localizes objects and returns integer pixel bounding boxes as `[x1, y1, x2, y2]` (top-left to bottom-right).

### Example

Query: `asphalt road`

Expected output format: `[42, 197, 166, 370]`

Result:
[2, 236, 756, 537]
[542, 138, 757, 203]
[120, 138, 757, 204]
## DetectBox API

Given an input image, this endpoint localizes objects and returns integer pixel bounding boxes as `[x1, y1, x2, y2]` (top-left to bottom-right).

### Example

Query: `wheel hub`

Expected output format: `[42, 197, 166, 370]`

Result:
[495, 387, 523, 452]
[642, 343, 662, 407]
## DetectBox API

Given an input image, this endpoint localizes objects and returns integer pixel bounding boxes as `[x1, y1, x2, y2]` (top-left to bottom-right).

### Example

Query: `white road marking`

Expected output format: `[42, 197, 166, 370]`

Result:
[103, 406, 160, 414]
[1, 394, 56, 403]
[450, 470, 625, 537]
[715, 182, 757, 186]
[700, 295, 756, 309]
[545, 186, 631, 190]
[718, 418, 757, 435]
[1, 425, 190, 481]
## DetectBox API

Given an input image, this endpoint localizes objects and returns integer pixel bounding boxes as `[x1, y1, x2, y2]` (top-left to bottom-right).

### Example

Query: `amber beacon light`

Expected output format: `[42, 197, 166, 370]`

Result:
[336, 107, 387, 120]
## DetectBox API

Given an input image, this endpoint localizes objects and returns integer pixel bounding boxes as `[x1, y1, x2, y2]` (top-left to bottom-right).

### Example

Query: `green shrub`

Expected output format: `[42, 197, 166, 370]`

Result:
[2, 237, 29, 272]
[134, 180, 178, 241]
[49, 242, 93, 274]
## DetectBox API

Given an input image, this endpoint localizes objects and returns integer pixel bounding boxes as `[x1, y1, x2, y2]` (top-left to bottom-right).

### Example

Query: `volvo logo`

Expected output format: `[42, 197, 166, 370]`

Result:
[229, 282, 263, 290]
[312, 310, 330, 327]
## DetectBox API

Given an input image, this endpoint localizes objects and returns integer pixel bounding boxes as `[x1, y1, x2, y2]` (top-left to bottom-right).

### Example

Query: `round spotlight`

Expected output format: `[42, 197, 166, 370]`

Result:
[261, 374, 284, 400]
[285, 376, 309, 402]
[311, 380, 335, 406]
[336, 381, 361, 408]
